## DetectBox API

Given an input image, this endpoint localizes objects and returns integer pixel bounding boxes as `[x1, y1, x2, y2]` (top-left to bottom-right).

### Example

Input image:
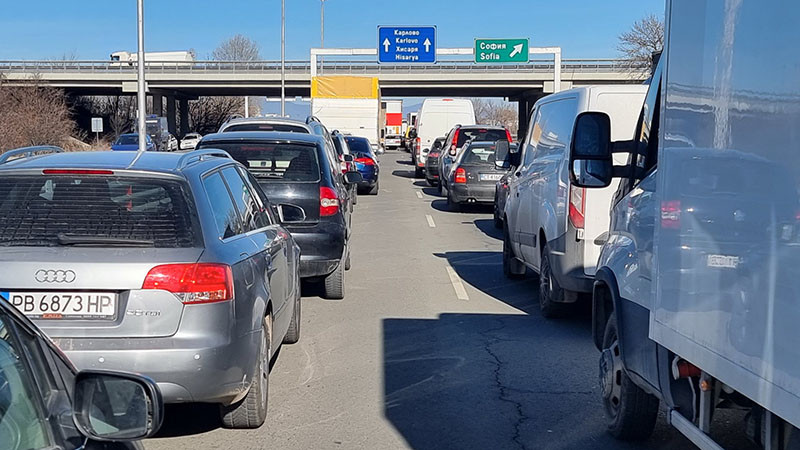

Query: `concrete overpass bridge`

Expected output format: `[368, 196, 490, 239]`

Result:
[0, 47, 646, 136]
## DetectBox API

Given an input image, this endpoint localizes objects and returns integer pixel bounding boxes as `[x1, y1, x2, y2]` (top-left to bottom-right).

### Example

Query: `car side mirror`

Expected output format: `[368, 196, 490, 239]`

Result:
[569, 112, 613, 188]
[73, 370, 163, 442]
[494, 140, 511, 169]
[432, 141, 442, 150]
[343, 154, 354, 163]
[409, 129, 417, 139]
[344, 171, 363, 184]
[276, 204, 306, 223]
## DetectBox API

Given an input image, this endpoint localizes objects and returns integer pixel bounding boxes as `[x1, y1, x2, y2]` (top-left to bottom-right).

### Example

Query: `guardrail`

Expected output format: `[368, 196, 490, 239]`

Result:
[0, 59, 633, 75]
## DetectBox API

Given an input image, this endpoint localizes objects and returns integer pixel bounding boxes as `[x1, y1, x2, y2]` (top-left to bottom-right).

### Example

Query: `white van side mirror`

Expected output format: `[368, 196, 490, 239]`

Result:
[569, 112, 613, 188]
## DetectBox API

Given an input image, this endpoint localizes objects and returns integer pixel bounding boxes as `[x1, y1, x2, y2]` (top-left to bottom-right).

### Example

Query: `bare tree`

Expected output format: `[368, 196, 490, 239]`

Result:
[190, 35, 262, 132]
[617, 14, 664, 72]
[0, 78, 85, 152]
[471, 98, 519, 135]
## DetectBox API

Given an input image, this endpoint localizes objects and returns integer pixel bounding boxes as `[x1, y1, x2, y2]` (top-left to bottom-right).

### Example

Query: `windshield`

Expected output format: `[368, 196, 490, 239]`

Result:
[0, 175, 199, 247]
[203, 142, 321, 182]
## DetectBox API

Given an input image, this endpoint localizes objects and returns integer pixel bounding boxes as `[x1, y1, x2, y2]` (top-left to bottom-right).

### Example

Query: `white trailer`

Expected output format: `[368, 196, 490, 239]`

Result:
[110, 51, 195, 66]
[569, 1, 800, 448]
[311, 76, 380, 148]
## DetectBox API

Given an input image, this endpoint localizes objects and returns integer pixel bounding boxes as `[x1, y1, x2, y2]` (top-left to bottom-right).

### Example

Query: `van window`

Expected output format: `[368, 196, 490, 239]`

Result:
[203, 172, 241, 240]
[635, 68, 662, 175]
[531, 97, 578, 159]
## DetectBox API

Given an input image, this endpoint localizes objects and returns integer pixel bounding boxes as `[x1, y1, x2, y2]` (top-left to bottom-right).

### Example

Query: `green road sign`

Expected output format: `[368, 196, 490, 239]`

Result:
[474, 38, 529, 63]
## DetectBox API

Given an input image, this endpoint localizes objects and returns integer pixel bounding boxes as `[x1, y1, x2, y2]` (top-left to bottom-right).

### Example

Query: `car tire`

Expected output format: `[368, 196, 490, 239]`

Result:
[414, 167, 423, 178]
[493, 195, 503, 229]
[425, 177, 434, 187]
[503, 224, 526, 279]
[283, 288, 301, 345]
[323, 261, 345, 300]
[538, 244, 571, 318]
[600, 316, 659, 441]
[447, 190, 460, 212]
[437, 181, 443, 195]
[369, 181, 379, 195]
[345, 251, 352, 271]
[220, 315, 271, 429]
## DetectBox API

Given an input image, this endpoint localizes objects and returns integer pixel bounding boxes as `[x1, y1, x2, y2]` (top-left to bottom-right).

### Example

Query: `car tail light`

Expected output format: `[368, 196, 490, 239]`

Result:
[43, 169, 114, 175]
[142, 263, 233, 304]
[505, 129, 514, 143]
[320, 186, 340, 216]
[661, 200, 681, 229]
[355, 157, 374, 166]
[568, 185, 585, 229]
[451, 129, 460, 151]
[454, 167, 467, 184]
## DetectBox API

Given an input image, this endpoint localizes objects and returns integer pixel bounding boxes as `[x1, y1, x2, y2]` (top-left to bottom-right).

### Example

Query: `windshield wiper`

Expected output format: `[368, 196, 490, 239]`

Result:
[57, 233, 155, 247]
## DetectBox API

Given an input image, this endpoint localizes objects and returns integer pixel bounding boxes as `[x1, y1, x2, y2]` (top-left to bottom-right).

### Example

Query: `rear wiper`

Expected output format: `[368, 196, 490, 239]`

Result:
[57, 233, 155, 247]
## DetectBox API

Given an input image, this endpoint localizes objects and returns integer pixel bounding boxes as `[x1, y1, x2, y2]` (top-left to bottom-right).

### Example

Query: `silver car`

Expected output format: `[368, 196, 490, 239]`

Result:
[0, 146, 302, 429]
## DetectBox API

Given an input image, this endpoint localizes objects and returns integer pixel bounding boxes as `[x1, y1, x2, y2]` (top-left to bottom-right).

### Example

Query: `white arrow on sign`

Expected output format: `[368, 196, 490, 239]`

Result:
[383, 38, 391, 52]
[509, 43, 524, 58]
[423, 38, 431, 52]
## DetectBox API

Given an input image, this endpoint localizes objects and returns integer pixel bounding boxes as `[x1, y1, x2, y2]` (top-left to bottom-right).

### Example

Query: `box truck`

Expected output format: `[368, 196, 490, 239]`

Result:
[311, 76, 380, 149]
[110, 50, 195, 66]
[568, 1, 800, 448]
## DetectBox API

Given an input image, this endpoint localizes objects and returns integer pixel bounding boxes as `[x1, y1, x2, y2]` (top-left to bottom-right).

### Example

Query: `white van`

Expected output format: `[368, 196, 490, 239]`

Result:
[412, 99, 475, 177]
[502, 85, 647, 317]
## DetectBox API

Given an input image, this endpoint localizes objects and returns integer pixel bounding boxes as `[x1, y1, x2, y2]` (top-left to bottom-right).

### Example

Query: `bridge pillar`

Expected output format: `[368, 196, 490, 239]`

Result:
[179, 99, 189, 138]
[517, 98, 531, 141]
[166, 96, 177, 137]
[152, 95, 163, 116]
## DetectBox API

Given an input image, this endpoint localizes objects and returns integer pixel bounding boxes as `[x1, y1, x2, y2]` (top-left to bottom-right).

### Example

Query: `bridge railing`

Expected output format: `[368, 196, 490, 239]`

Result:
[0, 59, 632, 75]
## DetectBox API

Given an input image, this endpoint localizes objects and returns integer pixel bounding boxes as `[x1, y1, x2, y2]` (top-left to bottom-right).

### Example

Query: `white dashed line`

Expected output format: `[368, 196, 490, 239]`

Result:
[416, 191, 423, 199]
[426, 214, 436, 228]
[446, 266, 469, 301]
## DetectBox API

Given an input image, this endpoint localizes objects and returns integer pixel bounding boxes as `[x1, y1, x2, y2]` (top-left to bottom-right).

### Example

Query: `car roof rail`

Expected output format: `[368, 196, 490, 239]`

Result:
[306, 115, 322, 124]
[0, 145, 64, 165]
[177, 149, 233, 169]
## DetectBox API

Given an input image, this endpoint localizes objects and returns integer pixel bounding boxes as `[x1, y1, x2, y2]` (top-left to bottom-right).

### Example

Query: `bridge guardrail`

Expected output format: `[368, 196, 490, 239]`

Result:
[0, 59, 634, 75]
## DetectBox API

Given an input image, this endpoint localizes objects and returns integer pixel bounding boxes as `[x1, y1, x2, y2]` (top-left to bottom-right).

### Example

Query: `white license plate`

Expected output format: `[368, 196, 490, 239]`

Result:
[1, 292, 117, 319]
[480, 173, 503, 181]
[706, 254, 740, 269]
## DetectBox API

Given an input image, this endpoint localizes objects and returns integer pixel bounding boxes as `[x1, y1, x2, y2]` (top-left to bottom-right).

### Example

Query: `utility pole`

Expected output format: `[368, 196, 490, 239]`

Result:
[136, 0, 147, 154]
[319, 0, 326, 74]
[281, 0, 286, 116]
[244, 96, 250, 118]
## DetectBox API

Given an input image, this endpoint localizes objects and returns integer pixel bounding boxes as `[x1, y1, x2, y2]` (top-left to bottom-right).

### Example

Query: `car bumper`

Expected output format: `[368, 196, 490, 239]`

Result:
[449, 184, 495, 204]
[288, 221, 346, 278]
[546, 230, 594, 295]
[56, 327, 260, 405]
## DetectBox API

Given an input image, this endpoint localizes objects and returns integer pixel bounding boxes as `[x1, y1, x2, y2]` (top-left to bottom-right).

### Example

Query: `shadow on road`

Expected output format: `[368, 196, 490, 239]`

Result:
[392, 169, 418, 179]
[381, 313, 637, 450]
[155, 404, 222, 437]
[474, 218, 503, 240]
[395, 158, 413, 166]
[430, 199, 493, 214]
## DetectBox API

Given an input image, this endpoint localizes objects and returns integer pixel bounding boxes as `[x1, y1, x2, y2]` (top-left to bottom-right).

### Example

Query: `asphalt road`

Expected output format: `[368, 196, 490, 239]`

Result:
[146, 152, 754, 450]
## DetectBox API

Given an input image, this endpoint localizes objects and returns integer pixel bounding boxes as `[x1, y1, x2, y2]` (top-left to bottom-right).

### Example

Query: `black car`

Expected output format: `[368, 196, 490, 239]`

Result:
[197, 132, 362, 299]
[445, 140, 511, 211]
[438, 125, 512, 194]
[331, 131, 358, 205]
[424, 137, 447, 186]
[493, 143, 518, 228]
[0, 293, 163, 449]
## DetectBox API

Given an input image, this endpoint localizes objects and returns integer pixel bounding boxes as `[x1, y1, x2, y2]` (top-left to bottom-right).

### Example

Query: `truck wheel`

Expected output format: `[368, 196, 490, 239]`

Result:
[600, 316, 659, 441]
[503, 224, 526, 279]
[538, 244, 572, 318]
[323, 261, 345, 300]
[283, 288, 301, 344]
[220, 315, 271, 428]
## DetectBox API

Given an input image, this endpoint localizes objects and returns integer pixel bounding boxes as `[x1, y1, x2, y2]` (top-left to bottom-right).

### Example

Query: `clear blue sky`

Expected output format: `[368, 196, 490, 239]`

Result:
[1, 0, 663, 61]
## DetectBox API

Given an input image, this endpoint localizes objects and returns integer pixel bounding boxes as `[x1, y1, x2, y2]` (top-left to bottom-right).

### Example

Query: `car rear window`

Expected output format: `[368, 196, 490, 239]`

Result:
[206, 142, 321, 182]
[457, 129, 507, 148]
[224, 124, 309, 133]
[344, 137, 372, 155]
[0, 175, 199, 248]
[116, 135, 138, 145]
[462, 145, 497, 165]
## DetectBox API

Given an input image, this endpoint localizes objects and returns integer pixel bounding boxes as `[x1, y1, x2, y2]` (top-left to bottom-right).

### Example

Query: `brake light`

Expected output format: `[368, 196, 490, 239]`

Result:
[505, 129, 514, 143]
[568, 185, 585, 229]
[451, 129, 460, 151]
[320, 186, 340, 216]
[43, 169, 114, 175]
[661, 200, 681, 229]
[455, 167, 467, 184]
[142, 263, 233, 304]
[355, 157, 374, 166]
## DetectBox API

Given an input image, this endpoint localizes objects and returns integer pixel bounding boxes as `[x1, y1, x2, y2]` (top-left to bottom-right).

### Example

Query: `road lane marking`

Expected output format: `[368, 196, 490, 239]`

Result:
[426, 214, 436, 228]
[416, 191, 423, 199]
[446, 266, 470, 301]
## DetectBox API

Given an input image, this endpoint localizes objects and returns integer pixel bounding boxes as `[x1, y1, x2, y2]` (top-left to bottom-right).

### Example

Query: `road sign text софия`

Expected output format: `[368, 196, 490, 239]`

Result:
[474, 38, 529, 63]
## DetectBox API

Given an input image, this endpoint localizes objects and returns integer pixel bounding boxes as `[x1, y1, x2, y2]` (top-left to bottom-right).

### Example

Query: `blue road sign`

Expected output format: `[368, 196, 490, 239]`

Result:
[378, 26, 436, 64]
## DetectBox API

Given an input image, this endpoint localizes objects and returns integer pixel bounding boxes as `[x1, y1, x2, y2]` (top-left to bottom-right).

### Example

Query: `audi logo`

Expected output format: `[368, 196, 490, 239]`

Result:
[34, 269, 76, 283]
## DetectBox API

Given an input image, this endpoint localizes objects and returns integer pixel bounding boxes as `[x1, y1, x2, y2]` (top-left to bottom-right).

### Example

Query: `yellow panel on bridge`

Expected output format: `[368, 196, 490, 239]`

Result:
[311, 76, 379, 99]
